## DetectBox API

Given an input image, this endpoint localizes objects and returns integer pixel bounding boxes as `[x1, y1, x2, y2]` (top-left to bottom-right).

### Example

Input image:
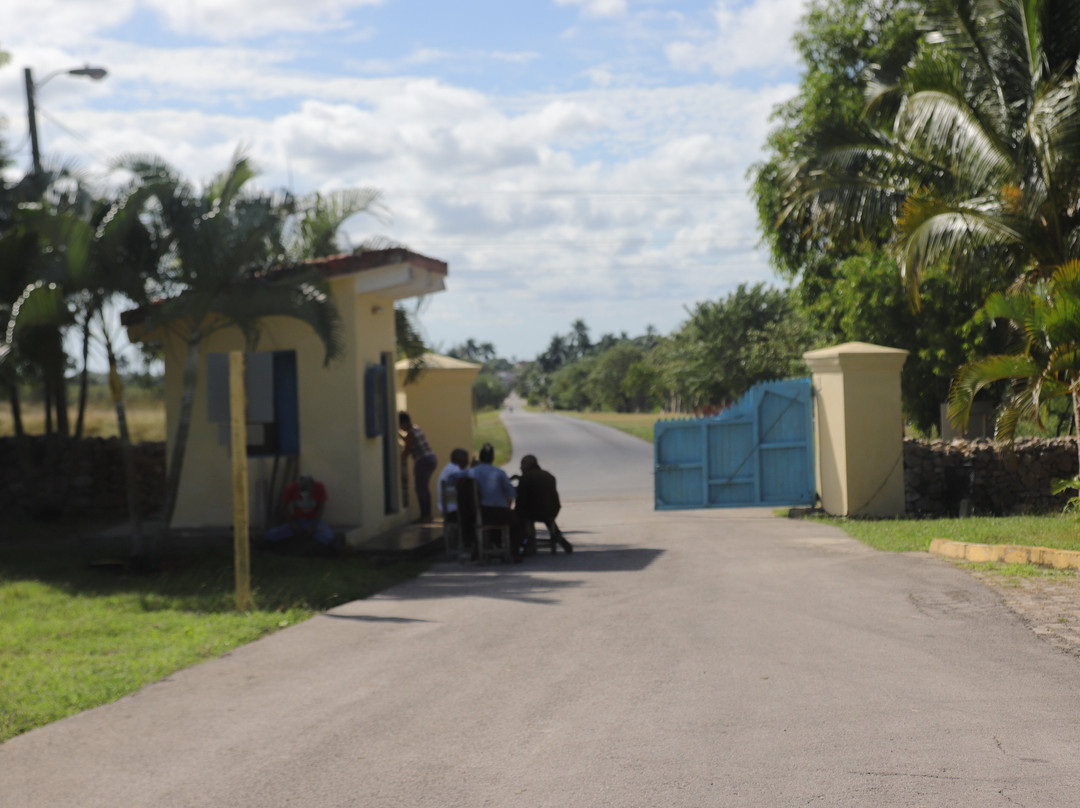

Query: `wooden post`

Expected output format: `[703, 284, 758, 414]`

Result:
[229, 351, 252, 611]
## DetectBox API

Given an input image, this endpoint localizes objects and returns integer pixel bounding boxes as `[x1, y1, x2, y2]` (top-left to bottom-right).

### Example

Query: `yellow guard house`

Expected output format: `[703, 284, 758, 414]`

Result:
[396, 352, 483, 514]
[125, 248, 449, 547]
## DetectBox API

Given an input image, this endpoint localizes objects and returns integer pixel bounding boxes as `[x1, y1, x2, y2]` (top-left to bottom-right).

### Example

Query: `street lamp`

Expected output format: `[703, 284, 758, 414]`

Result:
[24, 64, 109, 174]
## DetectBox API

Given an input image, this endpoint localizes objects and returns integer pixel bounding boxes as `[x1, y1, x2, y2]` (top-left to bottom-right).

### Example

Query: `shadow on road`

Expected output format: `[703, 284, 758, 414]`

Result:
[372, 545, 666, 605]
[321, 613, 434, 624]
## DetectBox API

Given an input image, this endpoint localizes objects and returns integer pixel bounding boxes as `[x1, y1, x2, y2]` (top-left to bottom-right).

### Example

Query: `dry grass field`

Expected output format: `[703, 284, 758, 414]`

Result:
[0, 400, 166, 443]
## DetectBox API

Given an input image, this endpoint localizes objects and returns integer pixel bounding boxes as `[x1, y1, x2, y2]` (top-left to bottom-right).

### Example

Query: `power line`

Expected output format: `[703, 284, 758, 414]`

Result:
[34, 107, 113, 170]
[385, 188, 748, 198]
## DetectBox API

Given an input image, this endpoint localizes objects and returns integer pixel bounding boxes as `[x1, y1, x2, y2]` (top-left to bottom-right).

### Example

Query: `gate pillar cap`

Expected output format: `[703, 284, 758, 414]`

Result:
[803, 341, 908, 373]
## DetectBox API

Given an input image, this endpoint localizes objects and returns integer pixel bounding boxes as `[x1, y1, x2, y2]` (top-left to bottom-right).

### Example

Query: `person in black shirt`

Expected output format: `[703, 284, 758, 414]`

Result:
[513, 455, 572, 554]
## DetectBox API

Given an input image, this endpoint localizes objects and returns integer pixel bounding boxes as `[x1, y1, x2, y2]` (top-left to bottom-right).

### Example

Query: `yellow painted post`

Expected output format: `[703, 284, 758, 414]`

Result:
[229, 351, 251, 611]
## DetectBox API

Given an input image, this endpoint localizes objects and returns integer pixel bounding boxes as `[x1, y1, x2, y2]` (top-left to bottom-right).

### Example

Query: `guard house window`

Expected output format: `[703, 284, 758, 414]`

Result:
[206, 350, 299, 456]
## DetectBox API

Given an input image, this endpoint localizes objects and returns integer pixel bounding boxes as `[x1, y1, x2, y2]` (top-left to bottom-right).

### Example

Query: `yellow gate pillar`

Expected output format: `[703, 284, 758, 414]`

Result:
[803, 342, 908, 517]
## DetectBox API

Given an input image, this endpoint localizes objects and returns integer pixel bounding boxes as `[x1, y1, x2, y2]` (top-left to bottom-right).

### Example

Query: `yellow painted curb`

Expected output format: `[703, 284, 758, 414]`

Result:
[928, 538, 1080, 571]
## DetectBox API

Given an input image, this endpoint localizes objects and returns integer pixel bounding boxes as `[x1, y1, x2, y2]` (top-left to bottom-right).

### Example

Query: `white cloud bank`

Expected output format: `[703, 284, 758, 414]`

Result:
[0, 0, 805, 359]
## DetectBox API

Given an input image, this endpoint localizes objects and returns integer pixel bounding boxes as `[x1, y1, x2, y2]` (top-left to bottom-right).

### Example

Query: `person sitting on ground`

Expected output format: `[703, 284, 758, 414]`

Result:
[399, 411, 438, 522]
[266, 475, 338, 555]
[467, 442, 523, 561]
[437, 448, 470, 523]
[513, 454, 573, 554]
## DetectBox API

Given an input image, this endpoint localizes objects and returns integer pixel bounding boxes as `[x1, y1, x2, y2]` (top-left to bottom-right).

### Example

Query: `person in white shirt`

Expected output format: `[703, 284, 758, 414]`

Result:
[437, 448, 470, 520]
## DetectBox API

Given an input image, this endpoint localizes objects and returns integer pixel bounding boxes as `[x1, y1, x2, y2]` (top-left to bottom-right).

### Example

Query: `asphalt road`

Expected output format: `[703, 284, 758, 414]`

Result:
[4, 405, 1080, 806]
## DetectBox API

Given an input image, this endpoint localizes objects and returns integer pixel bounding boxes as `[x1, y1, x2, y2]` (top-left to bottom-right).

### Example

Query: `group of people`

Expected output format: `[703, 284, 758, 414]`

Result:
[263, 410, 570, 560]
[437, 442, 572, 562]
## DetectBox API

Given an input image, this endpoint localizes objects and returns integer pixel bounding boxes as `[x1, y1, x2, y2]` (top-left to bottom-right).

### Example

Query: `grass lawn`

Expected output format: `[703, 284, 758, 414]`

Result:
[1, 399, 166, 443]
[0, 520, 426, 742]
[816, 513, 1080, 553]
[544, 410, 677, 443]
[473, 408, 512, 465]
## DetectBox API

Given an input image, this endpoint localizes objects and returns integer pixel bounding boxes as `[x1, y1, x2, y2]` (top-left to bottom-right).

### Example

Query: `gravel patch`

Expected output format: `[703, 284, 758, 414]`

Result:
[968, 568, 1080, 657]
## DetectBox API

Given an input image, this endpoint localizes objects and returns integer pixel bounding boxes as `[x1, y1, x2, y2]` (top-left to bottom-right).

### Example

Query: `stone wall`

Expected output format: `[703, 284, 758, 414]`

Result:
[0, 437, 166, 520]
[904, 437, 1079, 516]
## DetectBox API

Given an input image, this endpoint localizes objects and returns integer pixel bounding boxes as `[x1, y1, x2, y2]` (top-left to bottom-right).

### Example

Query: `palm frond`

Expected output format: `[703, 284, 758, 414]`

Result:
[5, 281, 72, 345]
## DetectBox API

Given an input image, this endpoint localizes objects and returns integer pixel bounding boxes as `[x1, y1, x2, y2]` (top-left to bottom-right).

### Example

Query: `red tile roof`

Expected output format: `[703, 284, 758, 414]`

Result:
[121, 248, 447, 326]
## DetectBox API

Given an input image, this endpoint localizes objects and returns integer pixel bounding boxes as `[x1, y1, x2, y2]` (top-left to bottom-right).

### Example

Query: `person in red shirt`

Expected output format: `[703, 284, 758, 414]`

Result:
[266, 475, 337, 554]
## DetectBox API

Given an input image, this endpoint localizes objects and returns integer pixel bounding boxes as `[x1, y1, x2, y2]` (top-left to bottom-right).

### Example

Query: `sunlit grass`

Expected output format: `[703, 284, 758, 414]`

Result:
[549, 410, 679, 442]
[816, 513, 1080, 554]
[473, 408, 512, 466]
[961, 561, 1077, 583]
[0, 524, 426, 742]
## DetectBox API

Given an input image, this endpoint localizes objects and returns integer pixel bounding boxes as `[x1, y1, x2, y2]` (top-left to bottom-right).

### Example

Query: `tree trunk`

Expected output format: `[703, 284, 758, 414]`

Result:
[103, 323, 145, 560]
[7, 383, 24, 438]
[53, 361, 69, 437]
[44, 377, 53, 435]
[158, 331, 201, 533]
[1072, 390, 1080, 474]
[74, 313, 92, 439]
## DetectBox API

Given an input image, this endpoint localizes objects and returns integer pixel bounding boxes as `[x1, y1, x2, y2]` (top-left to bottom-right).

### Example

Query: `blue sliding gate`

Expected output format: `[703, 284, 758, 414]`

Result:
[654, 378, 815, 510]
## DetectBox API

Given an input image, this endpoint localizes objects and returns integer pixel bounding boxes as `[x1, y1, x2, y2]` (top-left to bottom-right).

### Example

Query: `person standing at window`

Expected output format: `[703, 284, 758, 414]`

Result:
[399, 411, 438, 522]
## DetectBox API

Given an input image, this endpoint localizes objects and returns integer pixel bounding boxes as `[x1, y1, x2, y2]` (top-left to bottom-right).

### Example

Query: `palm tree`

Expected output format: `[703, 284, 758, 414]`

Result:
[119, 150, 345, 540]
[284, 189, 383, 261]
[780, 0, 1080, 301]
[949, 261, 1080, 470]
[0, 165, 98, 436]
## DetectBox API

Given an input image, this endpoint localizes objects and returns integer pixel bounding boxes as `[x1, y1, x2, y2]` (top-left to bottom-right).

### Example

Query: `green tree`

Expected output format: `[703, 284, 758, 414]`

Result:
[472, 372, 508, 410]
[805, 248, 1003, 431]
[284, 189, 382, 261]
[549, 356, 596, 411]
[950, 261, 1080, 470]
[587, 342, 657, 413]
[780, 0, 1080, 298]
[751, 0, 920, 284]
[447, 339, 496, 364]
[0, 167, 99, 437]
[657, 284, 816, 410]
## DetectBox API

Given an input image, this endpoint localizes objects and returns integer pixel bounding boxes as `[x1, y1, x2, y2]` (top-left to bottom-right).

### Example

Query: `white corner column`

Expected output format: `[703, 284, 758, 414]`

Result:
[803, 342, 908, 517]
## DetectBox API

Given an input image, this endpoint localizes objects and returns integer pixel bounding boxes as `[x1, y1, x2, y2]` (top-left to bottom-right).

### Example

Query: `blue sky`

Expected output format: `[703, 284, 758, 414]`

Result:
[1, 0, 807, 361]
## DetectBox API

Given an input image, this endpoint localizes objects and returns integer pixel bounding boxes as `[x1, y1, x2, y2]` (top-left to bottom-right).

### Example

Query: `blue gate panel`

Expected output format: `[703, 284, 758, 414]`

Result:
[759, 446, 812, 502]
[709, 480, 755, 505]
[654, 377, 815, 510]
[707, 421, 754, 477]
[759, 390, 807, 443]
[657, 422, 703, 465]
[657, 468, 705, 507]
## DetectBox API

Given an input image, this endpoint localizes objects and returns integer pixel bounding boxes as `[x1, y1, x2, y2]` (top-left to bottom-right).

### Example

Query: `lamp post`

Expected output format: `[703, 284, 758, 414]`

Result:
[24, 64, 108, 174]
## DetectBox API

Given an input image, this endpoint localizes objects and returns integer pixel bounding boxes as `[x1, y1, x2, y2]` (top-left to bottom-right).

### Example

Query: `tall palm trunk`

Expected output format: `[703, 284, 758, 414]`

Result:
[102, 321, 144, 559]
[44, 378, 53, 435]
[158, 328, 201, 534]
[52, 361, 69, 437]
[7, 383, 24, 437]
[74, 311, 92, 439]
[1072, 389, 1080, 474]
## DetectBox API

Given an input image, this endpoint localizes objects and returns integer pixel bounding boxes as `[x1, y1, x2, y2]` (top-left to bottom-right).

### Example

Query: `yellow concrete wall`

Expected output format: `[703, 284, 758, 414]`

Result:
[396, 354, 481, 518]
[804, 342, 908, 517]
[157, 276, 412, 544]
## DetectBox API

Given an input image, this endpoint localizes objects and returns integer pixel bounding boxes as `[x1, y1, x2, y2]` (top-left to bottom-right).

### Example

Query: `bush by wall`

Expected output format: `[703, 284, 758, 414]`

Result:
[904, 437, 1078, 516]
[0, 437, 165, 521]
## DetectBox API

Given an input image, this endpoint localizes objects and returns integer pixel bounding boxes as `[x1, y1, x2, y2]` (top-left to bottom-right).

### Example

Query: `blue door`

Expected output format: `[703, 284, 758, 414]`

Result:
[655, 378, 815, 510]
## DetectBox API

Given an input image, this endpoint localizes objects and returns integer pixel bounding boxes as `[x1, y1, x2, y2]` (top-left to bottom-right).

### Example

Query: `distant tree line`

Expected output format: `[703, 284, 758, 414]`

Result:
[498, 284, 815, 415]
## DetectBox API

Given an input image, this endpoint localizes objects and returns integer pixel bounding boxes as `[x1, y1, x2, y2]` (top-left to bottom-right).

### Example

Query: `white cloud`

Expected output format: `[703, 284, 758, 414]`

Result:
[143, 0, 386, 40]
[0, 0, 804, 360]
[554, 0, 628, 20]
[666, 0, 805, 77]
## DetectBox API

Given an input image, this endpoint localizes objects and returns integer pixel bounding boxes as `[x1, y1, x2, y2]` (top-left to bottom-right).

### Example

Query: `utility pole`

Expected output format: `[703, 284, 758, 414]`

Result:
[23, 64, 108, 174]
[24, 68, 41, 174]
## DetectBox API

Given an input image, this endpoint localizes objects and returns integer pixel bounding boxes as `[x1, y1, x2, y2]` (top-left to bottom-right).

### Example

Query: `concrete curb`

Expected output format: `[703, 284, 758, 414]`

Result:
[929, 538, 1080, 571]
